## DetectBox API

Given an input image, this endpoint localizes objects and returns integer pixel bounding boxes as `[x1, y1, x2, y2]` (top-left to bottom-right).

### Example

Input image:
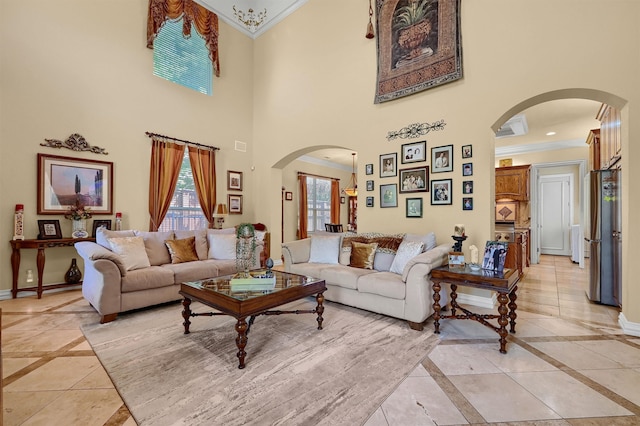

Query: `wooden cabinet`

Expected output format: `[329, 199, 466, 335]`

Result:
[597, 104, 621, 169]
[586, 128, 601, 171]
[495, 165, 530, 201]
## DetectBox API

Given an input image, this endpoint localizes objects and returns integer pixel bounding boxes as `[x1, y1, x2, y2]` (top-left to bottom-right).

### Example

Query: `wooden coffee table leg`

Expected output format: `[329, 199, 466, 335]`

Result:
[235, 317, 248, 369]
[182, 297, 192, 334]
[315, 292, 325, 330]
[508, 285, 518, 333]
[497, 292, 509, 354]
[432, 280, 441, 334]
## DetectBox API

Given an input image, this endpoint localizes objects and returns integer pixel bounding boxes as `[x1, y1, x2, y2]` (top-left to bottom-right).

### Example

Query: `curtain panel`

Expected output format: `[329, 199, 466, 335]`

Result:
[147, 0, 220, 77]
[188, 146, 216, 228]
[298, 175, 308, 240]
[148, 139, 185, 231]
[330, 180, 340, 224]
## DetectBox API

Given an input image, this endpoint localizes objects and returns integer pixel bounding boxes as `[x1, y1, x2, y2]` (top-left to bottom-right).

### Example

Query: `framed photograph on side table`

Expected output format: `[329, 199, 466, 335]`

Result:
[37, 219, 62, 240]
[228, 194, 243, 214]
[92, 220, 112, 237]
[227, 170, 243, 191]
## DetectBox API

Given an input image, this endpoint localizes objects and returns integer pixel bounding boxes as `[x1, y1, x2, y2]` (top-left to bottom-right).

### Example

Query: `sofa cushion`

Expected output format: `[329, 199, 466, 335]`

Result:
[165, 236, 199, 264]
[175, 229, 208, 260]
[121, 265, 174, 292]
[288, 263, 326, 280]
[108, 236, 151, 271]
[389, 240, 424, 275]
[322, 265, 376, 290]
[350, 242, 377, 269]
[97, 228, 135, 249]
[357, 272, 406, 300]
[405, 232, 437, 252]
[163, 260, 221, 283]
[208, 233, 237, 260]
[134, 230, 173, 266]
[309, 234, 341, 264]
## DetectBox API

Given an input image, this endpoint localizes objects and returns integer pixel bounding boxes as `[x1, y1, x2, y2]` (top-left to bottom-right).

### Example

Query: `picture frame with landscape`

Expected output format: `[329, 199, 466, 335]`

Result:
[227, 170, 243, 191]
[228, 194, 243, 214]
[37, 153, 113, 215]
[401, 141, 426, 164]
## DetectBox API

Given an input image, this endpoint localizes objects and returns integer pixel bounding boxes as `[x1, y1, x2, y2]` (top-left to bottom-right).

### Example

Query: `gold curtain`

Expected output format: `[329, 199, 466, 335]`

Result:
[147, 0, 220, 77]
[148, 139, 185, 231]
[330, 180, 340, 224]
[188, 146, 217, 228]
[298, 175, 308, 239]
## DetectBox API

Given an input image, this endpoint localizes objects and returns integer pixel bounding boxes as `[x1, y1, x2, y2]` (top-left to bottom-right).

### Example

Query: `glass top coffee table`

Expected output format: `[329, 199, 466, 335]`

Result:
[179, 269, 326, 369]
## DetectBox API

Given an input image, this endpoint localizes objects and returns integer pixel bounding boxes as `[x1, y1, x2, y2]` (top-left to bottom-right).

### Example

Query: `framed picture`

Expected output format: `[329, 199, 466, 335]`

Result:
[401, 141, 426, 164]
[285, 191, 293, 201]
[499, 158, 513, 167]
[366, 180, 374, 191]
[448, 252, 465, 269]
[365, 164, 374, 175]
[496, 201, 518, 222]
[463, 197, 473, 211]
[379, 183, 398, 208]
[431, 145, 453, 173]
[227, 170, 243, 191]
[430, 179, 452, 205]
[366, 196, 374, 207]
[462, 163, 473, 176]
[340, 196, 346, 204]
[406, 198, 423, 218]
[37, 153, 113, 215]
[482, 241, 508, 272]
[37, 219, 62, 240]
[92, 219, 112, 237]
[462, 145, 472, 159]
[228, 194, 243, 214]
[379, 153, 397, 178]
[463, 180, 474, 194]
[399, 166, 429, 193]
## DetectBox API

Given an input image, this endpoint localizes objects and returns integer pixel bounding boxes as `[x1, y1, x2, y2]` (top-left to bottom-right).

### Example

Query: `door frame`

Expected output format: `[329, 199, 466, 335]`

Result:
[530, 160, 587, 266]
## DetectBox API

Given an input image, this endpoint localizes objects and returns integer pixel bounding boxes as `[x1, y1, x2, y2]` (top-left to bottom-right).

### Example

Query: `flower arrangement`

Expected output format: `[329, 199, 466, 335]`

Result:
[64, 203, 92, 220]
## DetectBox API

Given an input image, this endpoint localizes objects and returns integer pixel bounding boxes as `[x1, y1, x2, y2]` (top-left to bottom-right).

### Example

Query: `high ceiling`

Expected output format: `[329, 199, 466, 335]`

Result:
[199, 0, 307, 38]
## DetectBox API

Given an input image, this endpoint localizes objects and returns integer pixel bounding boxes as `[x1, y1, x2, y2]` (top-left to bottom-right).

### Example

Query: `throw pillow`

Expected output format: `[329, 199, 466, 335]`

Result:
[175, 229, 208, 260]
[165, 236, 199, 264]
[108, 236, 151, 271]
[389, 240, 424, 275]
[309, 234, 341, 264]
[207, 233, 237, 260]
[133, 230, 173, 266]
[405, 232, 437, 252]
[97, 228, 135, 249]
[349, 241, 378, 269]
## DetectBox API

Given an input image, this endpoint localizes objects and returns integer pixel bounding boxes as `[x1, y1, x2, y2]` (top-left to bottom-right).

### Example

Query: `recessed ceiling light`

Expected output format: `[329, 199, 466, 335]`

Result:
[546, 131, 556, 136]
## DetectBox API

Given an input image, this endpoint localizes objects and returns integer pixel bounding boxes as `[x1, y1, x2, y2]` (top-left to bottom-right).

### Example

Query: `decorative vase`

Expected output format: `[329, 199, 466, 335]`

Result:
[71, 219, 88, 238]
[397, 19, 431, 60]
[65, 258, 82, 284]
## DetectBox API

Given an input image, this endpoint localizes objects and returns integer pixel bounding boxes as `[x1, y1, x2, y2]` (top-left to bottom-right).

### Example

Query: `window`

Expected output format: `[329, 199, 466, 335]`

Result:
[153, 19, 213, 95]
[159, 150, 208, 231]
[306, 176, 331, 232]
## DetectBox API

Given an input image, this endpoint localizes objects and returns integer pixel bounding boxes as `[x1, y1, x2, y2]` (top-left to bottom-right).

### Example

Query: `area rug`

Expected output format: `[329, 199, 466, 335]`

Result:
[81, 299, 439, 426]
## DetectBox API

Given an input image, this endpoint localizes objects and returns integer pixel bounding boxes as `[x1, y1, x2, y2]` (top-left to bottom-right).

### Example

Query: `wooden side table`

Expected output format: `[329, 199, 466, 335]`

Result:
[9, 237, 95, 299]
[430, 265, 519, 353]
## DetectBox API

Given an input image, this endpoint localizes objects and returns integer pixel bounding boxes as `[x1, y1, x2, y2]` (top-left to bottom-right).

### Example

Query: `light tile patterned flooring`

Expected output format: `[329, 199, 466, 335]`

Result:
[2, 255, 638, 425]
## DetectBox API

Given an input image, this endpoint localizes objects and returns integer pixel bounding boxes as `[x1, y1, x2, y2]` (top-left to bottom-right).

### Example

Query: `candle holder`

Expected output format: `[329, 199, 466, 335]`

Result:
[451, 235, 467, 252]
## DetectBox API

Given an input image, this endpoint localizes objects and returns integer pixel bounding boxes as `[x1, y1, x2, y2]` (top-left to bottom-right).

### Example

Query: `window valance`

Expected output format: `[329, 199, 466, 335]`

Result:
[147, 0, 220, 77]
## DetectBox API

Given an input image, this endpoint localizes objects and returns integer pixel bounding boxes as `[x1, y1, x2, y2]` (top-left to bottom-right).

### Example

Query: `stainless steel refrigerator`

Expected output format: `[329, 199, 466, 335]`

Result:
[585, 169, 622, 306]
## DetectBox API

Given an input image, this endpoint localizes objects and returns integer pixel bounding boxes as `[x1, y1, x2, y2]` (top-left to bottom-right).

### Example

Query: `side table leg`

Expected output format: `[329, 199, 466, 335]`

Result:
[36, 248, 45, 299]
[450, 284, 458, 316]
[432, 280, 441, 334]
[236, 317, 248, 369]
[181, 297, 192, 334]
[508, 285, 518, 333]
[315, 292, 325, 330]
[10, 246, 20, 299]
[497, 292, 509, 354]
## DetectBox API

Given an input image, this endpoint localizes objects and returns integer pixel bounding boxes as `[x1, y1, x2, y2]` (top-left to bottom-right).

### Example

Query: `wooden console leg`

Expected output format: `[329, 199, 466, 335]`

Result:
[182, 297, 192, 334]
[235, 318, 248, 369]
[508, 285, 518, 333]
[497, 292, 509, 354]
[100, 313, 118, 324]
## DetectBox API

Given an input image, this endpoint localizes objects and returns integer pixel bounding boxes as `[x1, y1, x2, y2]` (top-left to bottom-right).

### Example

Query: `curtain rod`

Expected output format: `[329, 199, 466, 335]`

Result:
[297, 171, 340, 182]
[145, 132, 220, 151]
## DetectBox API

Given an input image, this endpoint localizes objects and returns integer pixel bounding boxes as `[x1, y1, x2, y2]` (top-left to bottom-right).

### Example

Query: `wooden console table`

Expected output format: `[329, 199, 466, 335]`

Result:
[9, 237, 95, 299]
[430, 265, 519, 354]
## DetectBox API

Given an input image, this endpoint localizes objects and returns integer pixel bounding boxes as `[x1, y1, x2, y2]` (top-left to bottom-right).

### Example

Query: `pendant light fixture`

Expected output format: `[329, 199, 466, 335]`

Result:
[365, 0, 375, 39]
[343, 153, 358, 197]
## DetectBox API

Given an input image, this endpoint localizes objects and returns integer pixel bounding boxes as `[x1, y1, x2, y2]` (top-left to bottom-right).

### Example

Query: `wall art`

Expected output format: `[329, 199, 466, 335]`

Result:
[406, 197, 423, 218]
[430, 178, 452, 205]
[399, 166, 428, 193]
[379, 183, 398, 208]
[431, 145, 453, 173]
[227, 170, 243, 191]
[401, 140, 426, 163]
[380, 153, 398, 178]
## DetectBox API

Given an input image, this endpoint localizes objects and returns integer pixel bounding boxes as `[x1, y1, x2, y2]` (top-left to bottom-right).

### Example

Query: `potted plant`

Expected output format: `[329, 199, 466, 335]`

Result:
[392, 0, 436, 60]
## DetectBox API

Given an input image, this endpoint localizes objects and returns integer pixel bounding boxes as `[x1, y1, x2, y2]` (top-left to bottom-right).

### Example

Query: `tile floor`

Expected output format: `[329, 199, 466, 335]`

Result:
[2, 255, 638, 425]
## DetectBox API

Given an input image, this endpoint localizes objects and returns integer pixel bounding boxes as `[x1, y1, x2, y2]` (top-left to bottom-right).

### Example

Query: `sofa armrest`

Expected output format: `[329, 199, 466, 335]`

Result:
[75, 241, 127, 276]
[401, 243, 450, 282]
[281, 238, 311, 270]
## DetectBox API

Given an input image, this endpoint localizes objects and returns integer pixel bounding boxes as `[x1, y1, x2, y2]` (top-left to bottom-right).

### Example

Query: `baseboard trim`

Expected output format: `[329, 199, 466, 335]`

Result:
[618, 312, 640, 337]
[0, 286, 81, 301]
[455, 292, 497, 309]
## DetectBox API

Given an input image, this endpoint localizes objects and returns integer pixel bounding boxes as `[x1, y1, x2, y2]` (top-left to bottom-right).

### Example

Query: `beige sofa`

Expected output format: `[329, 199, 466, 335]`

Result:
[75, 227, 267, 323]
[282, 232, 450, 330]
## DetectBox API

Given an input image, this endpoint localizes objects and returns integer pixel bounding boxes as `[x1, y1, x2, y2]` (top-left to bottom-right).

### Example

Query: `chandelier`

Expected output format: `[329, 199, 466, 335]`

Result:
[343, 153, 358, 197]
[233, 6, 267, 32]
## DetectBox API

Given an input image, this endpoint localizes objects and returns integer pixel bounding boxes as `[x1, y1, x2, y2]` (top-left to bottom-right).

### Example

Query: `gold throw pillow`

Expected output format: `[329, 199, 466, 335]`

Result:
[349, 241, 378, 269]
[165, 236, 199, 264]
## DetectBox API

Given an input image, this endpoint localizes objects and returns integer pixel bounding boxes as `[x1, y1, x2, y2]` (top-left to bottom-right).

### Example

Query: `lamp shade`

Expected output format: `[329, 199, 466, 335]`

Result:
[213, 203, 228, 217]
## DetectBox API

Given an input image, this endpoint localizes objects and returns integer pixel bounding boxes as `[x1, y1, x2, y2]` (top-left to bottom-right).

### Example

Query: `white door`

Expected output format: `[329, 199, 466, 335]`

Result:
[539, 174, 572, 256]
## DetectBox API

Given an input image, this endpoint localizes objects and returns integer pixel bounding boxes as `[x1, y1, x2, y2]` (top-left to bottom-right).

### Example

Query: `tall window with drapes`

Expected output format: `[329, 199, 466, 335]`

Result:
[298, 174, 340, 238]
